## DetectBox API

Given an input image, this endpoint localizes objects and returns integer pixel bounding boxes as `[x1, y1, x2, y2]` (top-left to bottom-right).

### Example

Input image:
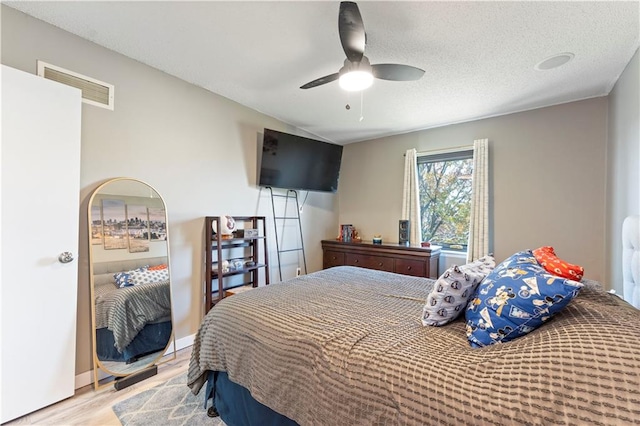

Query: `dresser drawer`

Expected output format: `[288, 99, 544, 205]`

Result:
[324, 250, 345, 268]
[345, 253, 394, 272]
[321, 240, 440, 279]
[394, 258, 426, 277]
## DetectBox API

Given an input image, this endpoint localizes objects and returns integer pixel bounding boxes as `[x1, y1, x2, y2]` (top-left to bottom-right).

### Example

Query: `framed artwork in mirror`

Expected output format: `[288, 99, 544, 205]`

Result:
[126, 204, 150, 253]
[148, 207, 166, 241]
[102, 199, 127, 250]
[90, 204, 103, 245]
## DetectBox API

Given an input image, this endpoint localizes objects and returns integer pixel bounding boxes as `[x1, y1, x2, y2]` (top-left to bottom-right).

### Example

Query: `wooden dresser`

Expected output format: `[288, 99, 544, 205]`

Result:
[321, 240, 441, 279]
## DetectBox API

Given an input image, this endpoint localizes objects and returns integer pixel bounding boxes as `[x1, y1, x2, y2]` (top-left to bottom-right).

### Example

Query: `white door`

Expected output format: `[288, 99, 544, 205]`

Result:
[1, 65, 82, 423]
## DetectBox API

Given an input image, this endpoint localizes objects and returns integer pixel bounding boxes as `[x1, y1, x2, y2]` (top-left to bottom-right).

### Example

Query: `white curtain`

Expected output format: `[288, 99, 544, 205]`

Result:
[467, 139, 489, 262]
[402, 148, 422, 245]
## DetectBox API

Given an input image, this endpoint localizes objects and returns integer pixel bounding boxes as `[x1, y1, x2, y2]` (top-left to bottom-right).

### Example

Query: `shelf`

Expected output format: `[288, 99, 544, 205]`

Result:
[204, 216, 269, 314]
[210, 263, 267, 278]
[211, 282, 255, 300]
[219, 236, 266, 240]
[211, 236, 265, 248]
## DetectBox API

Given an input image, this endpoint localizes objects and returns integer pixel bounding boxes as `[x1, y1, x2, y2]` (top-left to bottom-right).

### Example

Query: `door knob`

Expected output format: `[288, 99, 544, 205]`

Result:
[58, 252, 74, 263]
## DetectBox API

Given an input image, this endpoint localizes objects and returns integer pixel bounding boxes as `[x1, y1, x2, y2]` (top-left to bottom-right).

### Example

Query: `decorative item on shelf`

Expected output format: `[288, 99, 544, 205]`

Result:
[212, 215, 236, 239]
[421, 241, 431, 247]
[337, 224, 361, 242]
[232, 260, 244, 270]
[337, 224, 351, 241]
[221, 260, 230, 273]
[235, 228, 258, 238]
[373, 235, 382, 245]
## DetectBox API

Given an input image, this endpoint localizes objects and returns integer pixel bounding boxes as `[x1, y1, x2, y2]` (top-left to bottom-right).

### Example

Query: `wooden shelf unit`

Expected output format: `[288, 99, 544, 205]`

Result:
[321, 239, 441, 279]
[204, 216, 269, 313]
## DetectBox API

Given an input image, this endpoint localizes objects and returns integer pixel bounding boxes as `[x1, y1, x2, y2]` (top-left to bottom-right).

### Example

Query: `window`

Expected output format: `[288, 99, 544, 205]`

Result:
[417, 149, 473, 251]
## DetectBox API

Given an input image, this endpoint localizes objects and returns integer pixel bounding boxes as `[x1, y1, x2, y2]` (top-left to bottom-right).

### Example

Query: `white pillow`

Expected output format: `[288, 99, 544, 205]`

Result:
[421, 255, 495, 326]
[129, 268, 169, 285]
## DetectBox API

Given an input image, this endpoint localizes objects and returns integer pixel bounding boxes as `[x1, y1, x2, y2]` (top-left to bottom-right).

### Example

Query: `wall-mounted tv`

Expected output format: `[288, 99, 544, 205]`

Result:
[258, 128, 343, 193]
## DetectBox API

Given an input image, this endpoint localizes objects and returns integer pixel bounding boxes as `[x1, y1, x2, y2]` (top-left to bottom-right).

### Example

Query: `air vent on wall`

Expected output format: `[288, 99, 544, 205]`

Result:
[37, 60, 114, 110]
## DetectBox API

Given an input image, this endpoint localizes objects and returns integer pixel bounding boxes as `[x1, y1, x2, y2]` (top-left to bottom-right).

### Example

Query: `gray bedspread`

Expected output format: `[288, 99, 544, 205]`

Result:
[94, 280, 171, 352]
[187, 266, 640, 425]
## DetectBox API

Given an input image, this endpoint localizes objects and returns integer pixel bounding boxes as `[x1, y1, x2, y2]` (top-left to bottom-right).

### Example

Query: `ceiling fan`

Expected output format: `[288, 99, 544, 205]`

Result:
[300, 1, 425, 92]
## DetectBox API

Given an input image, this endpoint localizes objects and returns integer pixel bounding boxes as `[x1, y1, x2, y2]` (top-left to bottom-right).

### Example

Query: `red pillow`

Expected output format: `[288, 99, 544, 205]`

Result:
[148, 264, 167, 271]
[532, 246, 584, 280]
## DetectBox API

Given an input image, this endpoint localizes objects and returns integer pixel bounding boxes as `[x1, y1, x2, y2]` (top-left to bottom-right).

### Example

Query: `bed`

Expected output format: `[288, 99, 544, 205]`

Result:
[187, 265, 640, 425]
[93, 257, 172, 364]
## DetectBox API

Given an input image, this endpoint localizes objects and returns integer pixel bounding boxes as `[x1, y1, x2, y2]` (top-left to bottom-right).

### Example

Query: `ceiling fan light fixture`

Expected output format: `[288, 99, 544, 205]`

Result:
[299, 2, 424, 91]
[339, 70, 374, 91]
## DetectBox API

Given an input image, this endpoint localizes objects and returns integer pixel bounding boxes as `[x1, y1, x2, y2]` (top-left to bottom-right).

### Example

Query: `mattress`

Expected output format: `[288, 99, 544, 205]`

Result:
[188, 266, 640, 425]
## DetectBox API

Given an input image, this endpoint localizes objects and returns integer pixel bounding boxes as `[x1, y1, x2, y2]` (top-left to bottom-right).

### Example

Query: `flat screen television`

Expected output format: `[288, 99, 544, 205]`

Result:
[258, 129, 343, 193]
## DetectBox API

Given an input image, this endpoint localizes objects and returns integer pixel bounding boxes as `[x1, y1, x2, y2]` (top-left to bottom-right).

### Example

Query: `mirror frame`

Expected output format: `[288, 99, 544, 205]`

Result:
[88, 177, 176, 389]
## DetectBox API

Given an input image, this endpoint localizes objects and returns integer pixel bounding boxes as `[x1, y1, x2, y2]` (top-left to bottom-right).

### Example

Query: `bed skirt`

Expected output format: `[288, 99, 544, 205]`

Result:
[96, 321, 172, 363]
[206, 371, 298, 426]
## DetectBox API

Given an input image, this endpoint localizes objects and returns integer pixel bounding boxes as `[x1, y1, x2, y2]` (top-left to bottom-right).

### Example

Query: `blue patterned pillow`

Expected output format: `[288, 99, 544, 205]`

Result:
[114, 266, 148, 288]
[114, 271, 134, 288]
[465, 250, 583, 348]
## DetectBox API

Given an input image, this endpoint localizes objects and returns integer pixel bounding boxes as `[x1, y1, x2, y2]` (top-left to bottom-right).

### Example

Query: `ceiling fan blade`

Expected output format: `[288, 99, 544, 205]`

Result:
[339, 2, 365, 62]
[300, 72, 340, 89]
[372, 64, 425, 81]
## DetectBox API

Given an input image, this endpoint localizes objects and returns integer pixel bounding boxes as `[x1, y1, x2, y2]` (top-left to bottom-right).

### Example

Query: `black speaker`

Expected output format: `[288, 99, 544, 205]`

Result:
[399, 220, 410, 245]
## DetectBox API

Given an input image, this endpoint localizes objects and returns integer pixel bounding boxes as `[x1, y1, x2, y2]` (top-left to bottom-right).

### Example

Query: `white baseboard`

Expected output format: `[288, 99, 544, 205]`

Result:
[173, 333, 196, 352]
[74, 333, 196, 389]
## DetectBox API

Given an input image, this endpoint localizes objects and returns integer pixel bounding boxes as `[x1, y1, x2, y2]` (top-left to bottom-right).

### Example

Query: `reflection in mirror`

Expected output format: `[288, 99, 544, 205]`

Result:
[88, 178, 175, 389]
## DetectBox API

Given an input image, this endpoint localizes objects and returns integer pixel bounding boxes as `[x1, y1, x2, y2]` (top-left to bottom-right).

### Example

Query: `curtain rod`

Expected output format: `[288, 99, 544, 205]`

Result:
[404, 144, 474, 156]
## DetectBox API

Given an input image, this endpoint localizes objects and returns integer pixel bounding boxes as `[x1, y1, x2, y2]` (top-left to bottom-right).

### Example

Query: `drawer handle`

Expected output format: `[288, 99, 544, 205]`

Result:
[407, 266, 412, 270]
[332, 256, 337, 260]
[354, 259, 359, 263]
[378, 262, 383, 266]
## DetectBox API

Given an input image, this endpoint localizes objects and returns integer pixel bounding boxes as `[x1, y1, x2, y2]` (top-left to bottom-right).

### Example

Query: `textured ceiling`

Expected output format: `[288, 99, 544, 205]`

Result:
[5, 1, 639, 144]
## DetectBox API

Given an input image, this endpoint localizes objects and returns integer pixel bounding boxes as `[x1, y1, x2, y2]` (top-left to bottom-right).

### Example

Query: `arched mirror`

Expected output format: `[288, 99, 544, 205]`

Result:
[88, 178, 175, 389]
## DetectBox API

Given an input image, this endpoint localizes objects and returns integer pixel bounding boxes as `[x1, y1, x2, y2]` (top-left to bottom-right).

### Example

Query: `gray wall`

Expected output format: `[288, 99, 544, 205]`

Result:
[1, 5, 339, 377]
[607, 49, 640, 295]
[340, 98, 609, 283]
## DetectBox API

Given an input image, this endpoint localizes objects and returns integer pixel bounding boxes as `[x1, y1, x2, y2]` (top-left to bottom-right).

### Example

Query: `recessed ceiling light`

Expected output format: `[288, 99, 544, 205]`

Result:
[535, 52, 575, 70]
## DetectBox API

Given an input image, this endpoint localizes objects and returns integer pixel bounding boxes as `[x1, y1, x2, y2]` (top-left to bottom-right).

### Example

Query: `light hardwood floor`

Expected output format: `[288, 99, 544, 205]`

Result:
[5, 346, 192, 426]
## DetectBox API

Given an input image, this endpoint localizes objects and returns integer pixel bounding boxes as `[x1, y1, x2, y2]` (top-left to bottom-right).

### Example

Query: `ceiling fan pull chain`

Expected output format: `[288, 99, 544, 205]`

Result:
[359, 91, 364, 122]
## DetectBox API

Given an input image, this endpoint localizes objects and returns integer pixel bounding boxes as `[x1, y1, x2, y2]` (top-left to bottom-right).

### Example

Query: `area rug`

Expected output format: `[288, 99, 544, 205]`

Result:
[112, 372, 225, 426]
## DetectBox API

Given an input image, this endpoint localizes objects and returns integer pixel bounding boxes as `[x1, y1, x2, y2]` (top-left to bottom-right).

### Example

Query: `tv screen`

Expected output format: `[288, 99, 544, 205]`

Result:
[258, 129, 343, 193]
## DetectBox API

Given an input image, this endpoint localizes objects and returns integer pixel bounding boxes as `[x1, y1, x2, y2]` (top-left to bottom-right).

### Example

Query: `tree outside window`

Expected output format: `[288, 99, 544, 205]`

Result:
[417, 151, 473, 251]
